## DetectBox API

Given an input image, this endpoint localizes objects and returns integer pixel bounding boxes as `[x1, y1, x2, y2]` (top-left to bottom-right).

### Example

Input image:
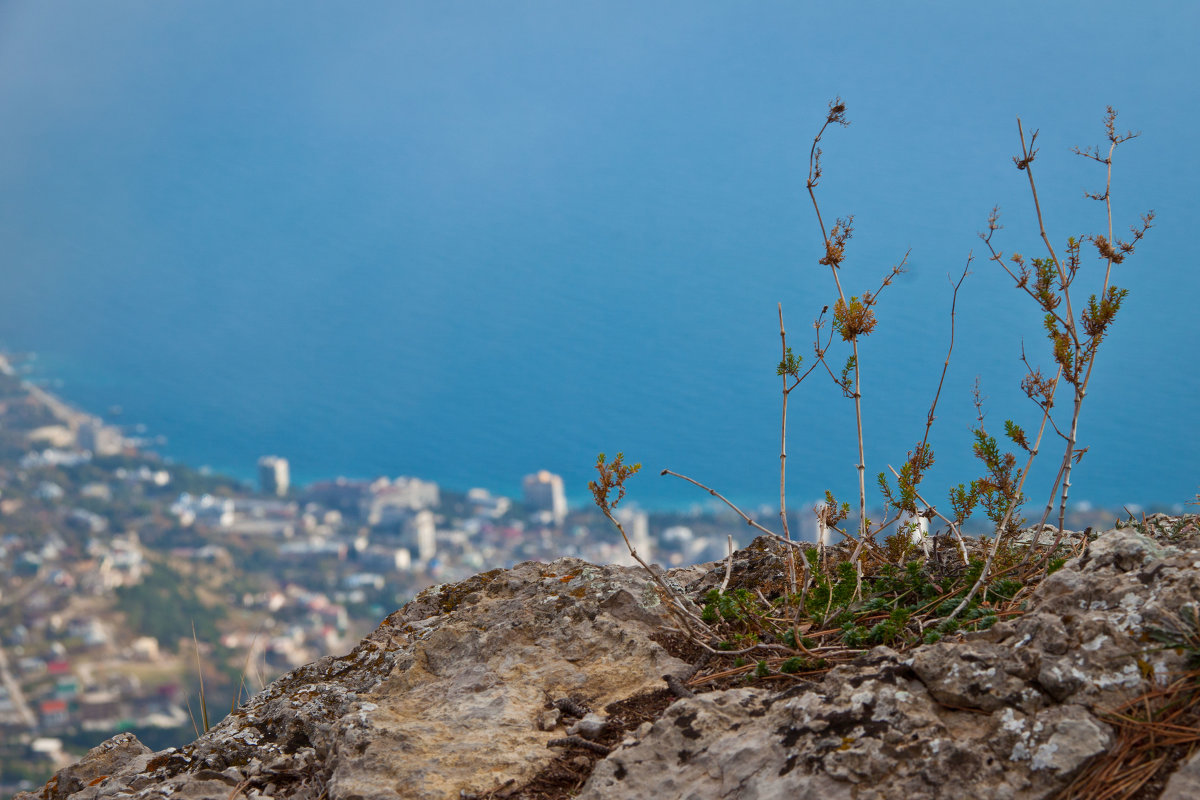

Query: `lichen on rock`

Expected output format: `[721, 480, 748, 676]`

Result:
[20, 525, 1200, 800]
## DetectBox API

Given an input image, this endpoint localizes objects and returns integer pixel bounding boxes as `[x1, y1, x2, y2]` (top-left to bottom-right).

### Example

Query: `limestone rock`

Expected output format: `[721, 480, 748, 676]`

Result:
[14, 732, 151, 800]
[567, 712, 611, 741]
[27, 558, 689, 800]
[1161, 749, 1200, 800]
[581, 528, 1200, 800]
[24, 526, 1200, 800]
[580, 650, 1110, 800]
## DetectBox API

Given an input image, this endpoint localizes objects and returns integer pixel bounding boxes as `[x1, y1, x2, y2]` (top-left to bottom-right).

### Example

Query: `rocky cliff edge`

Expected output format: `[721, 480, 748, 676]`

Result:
[19, 517, 1200, 800]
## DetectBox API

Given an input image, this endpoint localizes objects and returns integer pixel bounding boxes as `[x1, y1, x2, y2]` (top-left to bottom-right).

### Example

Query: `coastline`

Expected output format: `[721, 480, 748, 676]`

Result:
[1, 349, 1184, 523]
[1, 351, 100, 432]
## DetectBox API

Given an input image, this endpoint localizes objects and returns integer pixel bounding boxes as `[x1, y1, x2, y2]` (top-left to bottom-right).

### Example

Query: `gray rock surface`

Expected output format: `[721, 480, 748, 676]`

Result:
[20, 526, 1200, 800]
[19, 558, 690, 800]
[580, 527, 1200, 800]
[1161, 749, 1200, 800]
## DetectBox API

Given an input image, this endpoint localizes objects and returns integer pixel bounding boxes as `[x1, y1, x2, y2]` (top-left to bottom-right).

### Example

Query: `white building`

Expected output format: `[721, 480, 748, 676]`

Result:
[467, 487, 511, 518]
[410, 509, 437, 563]
[522, 470, 567, 526]
[258, 456, 290, 497]
[365, 476, 440, 524]
[613, 507, 653, 564]
[77, 420, 123, 457]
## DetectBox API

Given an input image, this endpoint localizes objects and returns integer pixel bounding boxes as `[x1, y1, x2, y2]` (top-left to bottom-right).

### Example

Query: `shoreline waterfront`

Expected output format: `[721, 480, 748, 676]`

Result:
[2, 349, 1186, 523]
[0, 344, 1188, 794]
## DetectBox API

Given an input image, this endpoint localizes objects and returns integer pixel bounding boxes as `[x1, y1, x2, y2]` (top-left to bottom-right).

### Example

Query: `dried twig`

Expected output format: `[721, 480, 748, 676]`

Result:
[547, 736, 612, 756]
[663, 673, 695, 699]
[719, 535, 734, 594]
[553, 697, 588, 718]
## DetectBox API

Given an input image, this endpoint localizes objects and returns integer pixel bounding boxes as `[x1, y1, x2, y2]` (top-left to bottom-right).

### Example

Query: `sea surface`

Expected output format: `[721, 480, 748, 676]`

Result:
[1, 3, 1197, 513]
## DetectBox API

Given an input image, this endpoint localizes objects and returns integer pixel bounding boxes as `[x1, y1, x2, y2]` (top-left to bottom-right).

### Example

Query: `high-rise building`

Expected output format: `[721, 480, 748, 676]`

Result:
[258, 456, 290, 497]
[522, 470, 567, 526]
[77, 420, 123, 457]
[614, 506, 653, 564]
[410, 509, 437, 563]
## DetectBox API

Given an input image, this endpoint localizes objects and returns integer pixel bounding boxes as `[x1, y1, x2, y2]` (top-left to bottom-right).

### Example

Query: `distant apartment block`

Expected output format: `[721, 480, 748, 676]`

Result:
[410, 509, 437, 563]
[523, 470, 567, 525]
[258, 455, 290, 497]
[76, 419, 123, 457]
[365, 476, 440, 526]
[614, 506, 653, 564]
[467, 487, 511, 518]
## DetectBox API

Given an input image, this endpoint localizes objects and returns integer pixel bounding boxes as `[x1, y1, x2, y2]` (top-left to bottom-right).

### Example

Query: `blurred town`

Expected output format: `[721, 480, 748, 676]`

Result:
[0, 354, 754, 794]
[0, 353, 1141, 794]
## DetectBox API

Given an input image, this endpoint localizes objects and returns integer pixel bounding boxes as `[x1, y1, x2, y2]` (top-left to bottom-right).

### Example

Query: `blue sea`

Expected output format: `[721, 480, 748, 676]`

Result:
[1, 3, 1197, 513]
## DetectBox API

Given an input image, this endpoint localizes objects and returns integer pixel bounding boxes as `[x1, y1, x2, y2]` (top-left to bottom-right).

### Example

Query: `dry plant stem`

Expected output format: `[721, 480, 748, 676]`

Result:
[778, 303, 797, 596]
[886, 465, 969, 565]
[719, 534, 734, 594]
[1017, 458, 1070, 573]
[191, 620, 209, 733]
[877, 260, 972, 562]
[1017, 119, 1077, 332]
[701, 642, 802, 659]
[1016, 116, 1128, 532]
[847, 341, 868, 557]
[598, 506, 711, 639]
[548, 736, 612, 757]
[661, 469, 813, 578]
[806, 102, 869, 556]
[919, 259, 972, 455]
[945, 365, 1062, 622]
[235, 622, 267, 709]
[185, 694, 200, 740]
[1048, 124, 1126, 531]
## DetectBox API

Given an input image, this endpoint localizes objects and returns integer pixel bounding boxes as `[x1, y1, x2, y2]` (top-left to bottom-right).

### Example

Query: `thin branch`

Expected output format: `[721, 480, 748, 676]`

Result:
[719, 534, 734, 594]
[887, 464, 969, 565]
[944, 365, 1062, 622]
[920, 257, 972, 455]
[1016, 119, 1077, 328]
[778, 303, 798, 596]
[661, 469, 813, 575]
[600, 506, 712, 638]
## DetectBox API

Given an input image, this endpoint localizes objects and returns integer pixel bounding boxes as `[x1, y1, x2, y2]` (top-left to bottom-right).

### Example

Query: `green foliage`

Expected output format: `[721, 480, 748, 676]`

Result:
[962, 606, 999, 631]
[779, 657, 806, 674]
[703, 588, 766, 624]
[114, 560, 223, 653]
[588, 452, 641, 512]
[988, 578, 1023, 602]
[949, 480, 981, 528]
[588, 103, 1156, 688]
[870, 560, 939, 605]
[837, 355, 857, 397]
[879, 443, 935, 516]
[804, 560, 859, 619]
[832, 295, 877, 341]
[1082, 286, 1128, 340]
[841, 623, 870, 648]
[971, 424, 1025, 532]
[777, 346, 802, 378]
[867, 607, 912, 646]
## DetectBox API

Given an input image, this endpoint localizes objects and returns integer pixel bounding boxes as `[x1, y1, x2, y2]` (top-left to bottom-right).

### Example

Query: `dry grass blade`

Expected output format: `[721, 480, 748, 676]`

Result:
[1058, 668, 1200, 799]
[192, 619, 210, 733]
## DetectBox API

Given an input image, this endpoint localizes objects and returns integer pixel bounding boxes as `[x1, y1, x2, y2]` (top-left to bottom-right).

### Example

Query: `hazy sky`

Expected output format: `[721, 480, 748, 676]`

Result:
[0, 2, 1196, 510]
